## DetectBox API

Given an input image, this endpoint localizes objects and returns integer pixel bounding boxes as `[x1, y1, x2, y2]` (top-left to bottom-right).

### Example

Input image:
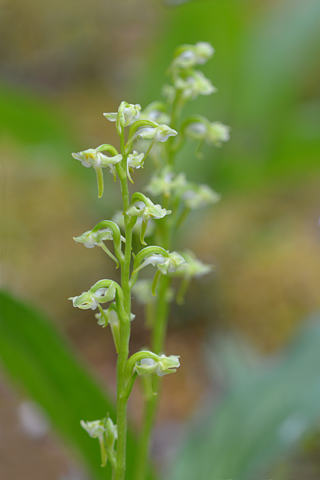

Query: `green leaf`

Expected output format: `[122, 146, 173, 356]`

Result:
[168, 316, 320, 480]
[0, 290, 154, 480]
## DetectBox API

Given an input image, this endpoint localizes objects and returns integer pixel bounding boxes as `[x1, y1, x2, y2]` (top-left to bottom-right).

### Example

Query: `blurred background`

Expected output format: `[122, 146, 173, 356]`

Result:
[1, 0, 320, 479]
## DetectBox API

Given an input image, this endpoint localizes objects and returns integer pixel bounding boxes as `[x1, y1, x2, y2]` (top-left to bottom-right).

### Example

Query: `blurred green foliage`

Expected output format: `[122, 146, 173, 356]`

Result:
[168, 316, 320, 480]
[137, 0, 320, 192]
[2, 290, 320, 480]
[0, 82, 71, 151]
[0, 291, 153, 480]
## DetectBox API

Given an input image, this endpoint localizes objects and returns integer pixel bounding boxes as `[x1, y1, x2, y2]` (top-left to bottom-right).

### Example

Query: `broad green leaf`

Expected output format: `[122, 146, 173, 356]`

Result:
[0, 290, 154, 480]
[168, 316, 320, 480]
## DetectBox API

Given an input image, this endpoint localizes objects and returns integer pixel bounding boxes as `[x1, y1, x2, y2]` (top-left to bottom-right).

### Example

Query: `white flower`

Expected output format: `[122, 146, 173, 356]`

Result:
[80, 416, 117, 468]
[137, 251, 188, 275]
[69, 291, 103, 310]
[104, 102, 141, 128]
[80, 419, 105, 438]
[126, 196, 171, 222]
[134, 357, 158, 376]
[186, 120, 230, 147]
[172, 42, 214, 69]
[185, 122, 207, 139]
[72, 148, 122, 171]
[95, 305, 135, 328]
[69, 284, 116, 310]
[172, 250, 213, 279]
[134, 353, 180, 376]
[145, 167, 187, 197]
[175, 71, 216, 100]
[207, 122, 230, 146]
[140, 102, 171, 125]
[157, 354, 180, 376]
[126, 151, 145, 183]
[181, 184, 221, 210]
[134, 124, 177, 144]
[162, 84, 176, 104]
[73, 228, 113, 249]
[72, 146, 123, 197]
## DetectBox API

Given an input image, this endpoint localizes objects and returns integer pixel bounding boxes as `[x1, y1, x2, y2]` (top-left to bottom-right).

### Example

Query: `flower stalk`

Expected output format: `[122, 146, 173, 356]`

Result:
[69, 42, 229, 480]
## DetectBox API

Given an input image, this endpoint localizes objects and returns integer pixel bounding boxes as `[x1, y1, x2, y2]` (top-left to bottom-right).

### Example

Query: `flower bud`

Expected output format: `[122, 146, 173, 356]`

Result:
[105, 417, 118, 449]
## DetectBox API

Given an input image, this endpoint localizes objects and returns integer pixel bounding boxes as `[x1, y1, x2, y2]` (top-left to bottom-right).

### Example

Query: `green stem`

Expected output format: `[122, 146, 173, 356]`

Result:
[133, 275, 171, 480]
[114, 130, 133, 480]
[134, 87, 183, 479]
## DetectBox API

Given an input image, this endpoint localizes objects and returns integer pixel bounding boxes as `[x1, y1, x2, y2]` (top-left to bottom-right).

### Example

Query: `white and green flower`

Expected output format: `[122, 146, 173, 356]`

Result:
[72, 145, 123, 197]
[104, 101, 141, 128]
[172, 42, 214, 69]
[186, 120, 230, 146]
[134, 353, 180, 377]
[180, 183, 221, 210]
[173, 250, 212, 279]
[174, 70, 216, 100]
[126, 151, 145, 183]
[136, 251, 187, 276]
[145, 167, 187, 197]
[125, 194, 170, 222]
[134, 123, 177, 144]
[140, 102, 171, 125]
[69, 284, 116, 310]
[73, 228, 114, 249]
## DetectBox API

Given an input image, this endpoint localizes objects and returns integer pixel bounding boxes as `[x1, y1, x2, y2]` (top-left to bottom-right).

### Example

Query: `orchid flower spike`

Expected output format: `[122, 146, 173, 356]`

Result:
[72, 145, 122, 197]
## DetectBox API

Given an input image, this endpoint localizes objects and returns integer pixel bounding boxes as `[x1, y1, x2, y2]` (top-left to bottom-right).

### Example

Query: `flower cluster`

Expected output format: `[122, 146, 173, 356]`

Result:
[69, 42, 230, 480]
